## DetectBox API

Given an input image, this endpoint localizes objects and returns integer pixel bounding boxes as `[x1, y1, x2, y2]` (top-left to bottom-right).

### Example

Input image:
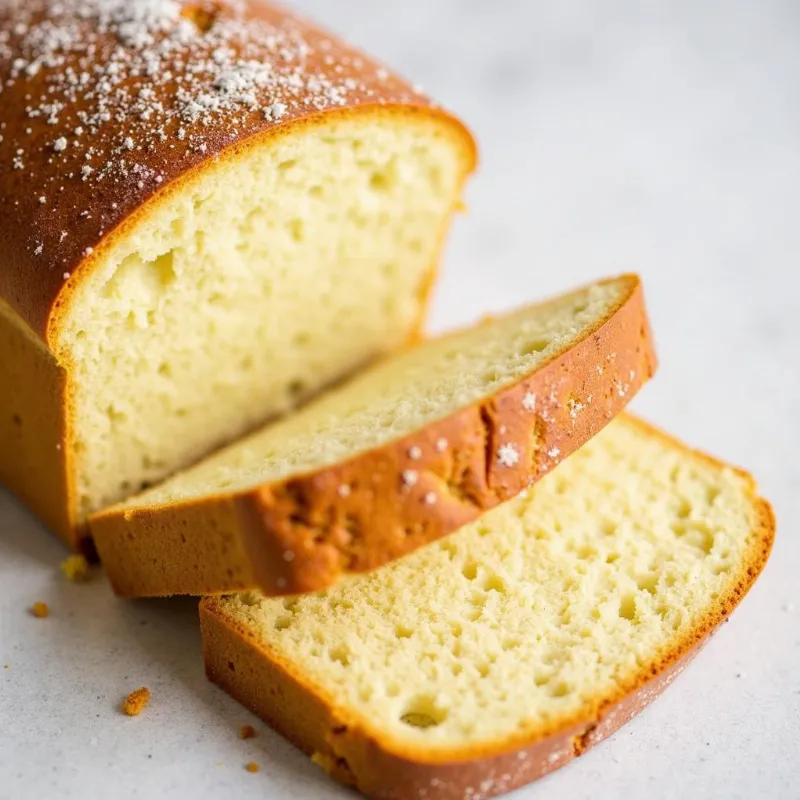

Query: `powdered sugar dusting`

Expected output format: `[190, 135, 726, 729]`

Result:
[497, 443, 520, 467]
[567, 397, 584, 420]
[401, 469, 418, 487]
[0, 0, 419, 262]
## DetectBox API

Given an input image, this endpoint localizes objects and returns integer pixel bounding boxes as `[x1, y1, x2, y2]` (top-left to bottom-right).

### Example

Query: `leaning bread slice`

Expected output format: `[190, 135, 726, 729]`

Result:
[201, 415, 774, 800]
[90, 275, 654, 597]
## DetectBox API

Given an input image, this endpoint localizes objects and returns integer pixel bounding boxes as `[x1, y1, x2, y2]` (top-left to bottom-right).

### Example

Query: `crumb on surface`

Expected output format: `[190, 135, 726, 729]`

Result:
[240, 724, 256, 740]
[60, 554, 91, 582]
[31, 601, 49, 618]
[122, 687, 150, 716]
[245, 762, 259, 773]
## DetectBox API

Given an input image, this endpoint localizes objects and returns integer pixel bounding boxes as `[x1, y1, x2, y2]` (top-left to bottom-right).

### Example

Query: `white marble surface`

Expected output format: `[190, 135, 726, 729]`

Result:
[2, 1, 798, 798]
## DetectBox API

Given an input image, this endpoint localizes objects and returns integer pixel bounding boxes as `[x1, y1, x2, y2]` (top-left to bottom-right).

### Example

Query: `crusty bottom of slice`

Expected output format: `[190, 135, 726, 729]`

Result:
[200, 414, 774, 800]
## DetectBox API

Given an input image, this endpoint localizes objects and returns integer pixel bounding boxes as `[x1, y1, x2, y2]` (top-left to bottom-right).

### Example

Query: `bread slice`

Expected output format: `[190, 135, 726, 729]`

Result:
[0, 1, 475, 550]
[90, 275, 655, 597]
[200, 415, 774, 800]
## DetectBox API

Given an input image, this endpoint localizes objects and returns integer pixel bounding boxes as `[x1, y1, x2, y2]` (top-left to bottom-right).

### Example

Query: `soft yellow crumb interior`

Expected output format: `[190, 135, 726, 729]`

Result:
[219, 416, 763, 750]
[55, 112, 472, 521]
[121, 279, 628, 507]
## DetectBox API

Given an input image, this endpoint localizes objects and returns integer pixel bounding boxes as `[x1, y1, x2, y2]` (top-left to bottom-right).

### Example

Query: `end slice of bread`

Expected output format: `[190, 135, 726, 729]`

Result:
[90, 275, 655, 597]
[200, 415, 774, 800]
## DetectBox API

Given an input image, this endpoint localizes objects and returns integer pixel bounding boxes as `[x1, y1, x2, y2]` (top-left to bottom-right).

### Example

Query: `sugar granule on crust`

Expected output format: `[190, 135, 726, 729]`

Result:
[401, 469, 418, 486]
[497, 443, 520, 467]
[60, 554, 91, 582]
[122, 686, 151, 716]
[31, 601, 49, 618]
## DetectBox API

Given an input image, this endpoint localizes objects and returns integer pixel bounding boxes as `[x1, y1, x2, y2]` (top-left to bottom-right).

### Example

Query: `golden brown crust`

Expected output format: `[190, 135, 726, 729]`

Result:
[0, 300, 77, 547]
[96, 493, 262, 597]
[199, 414, 776, 800]
[0, 0, 476, 346]
[90, 275, 657, 597]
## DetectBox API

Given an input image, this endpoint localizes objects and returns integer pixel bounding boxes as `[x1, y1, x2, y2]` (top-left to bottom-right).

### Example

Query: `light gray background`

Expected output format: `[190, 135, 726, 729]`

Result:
[1, 1, 798, 798]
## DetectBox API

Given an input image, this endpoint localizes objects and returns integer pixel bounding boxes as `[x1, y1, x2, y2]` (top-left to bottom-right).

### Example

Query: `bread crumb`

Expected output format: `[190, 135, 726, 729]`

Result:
[122, 687, 151, 716]
[239, 724, 256, 740]
[60, 554, 91, 582]
[31, 601, 49, 618]
[245, 761, 259, 773]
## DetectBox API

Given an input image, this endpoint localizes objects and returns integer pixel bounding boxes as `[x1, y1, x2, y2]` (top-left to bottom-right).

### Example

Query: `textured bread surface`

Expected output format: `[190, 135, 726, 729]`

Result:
[90, 275, 656, 597]
[202, 414, 774, 800]
[0, 0, 475, 546]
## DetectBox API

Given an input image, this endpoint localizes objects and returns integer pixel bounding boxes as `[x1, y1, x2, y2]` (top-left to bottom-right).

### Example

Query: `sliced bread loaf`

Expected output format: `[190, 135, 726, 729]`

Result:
[200, 414, 774, 800]
[90, 275, 655, 597]
[0, 0, 475, 549]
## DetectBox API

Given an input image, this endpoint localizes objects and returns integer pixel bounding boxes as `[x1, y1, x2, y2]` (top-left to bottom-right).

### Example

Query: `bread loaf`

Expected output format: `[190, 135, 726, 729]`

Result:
[0, 0, 476, 550]
[201, 414, 774, 800]
[90, 275, 655, 597]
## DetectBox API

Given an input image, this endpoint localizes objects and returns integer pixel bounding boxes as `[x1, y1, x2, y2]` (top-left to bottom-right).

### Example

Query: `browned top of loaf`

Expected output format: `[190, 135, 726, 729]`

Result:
[0, 0, 461, 345]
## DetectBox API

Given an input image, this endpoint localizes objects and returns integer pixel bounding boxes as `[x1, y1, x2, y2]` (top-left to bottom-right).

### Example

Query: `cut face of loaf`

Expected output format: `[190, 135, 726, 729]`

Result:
[0, 0, 476, 549]
[200, 415, 774, 800]
[62, 114, 472, 525]
[90, 275, 656, 597]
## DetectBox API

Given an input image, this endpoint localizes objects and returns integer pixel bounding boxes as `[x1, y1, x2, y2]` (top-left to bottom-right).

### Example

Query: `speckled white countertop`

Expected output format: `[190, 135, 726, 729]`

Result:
[1, 2, 798, 798]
